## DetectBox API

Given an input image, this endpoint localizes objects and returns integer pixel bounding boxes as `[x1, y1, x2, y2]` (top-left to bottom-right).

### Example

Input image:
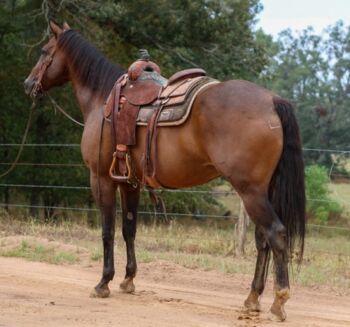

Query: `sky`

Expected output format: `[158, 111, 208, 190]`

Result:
[257, 0, 350, 38]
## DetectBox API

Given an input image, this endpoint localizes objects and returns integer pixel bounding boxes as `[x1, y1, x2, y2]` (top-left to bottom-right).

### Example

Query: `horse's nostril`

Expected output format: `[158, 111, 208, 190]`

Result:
[24, 78, 34, 95]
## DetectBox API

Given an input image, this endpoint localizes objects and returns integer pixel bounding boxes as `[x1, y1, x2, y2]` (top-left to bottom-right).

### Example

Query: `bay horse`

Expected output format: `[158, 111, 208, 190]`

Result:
[24, 21, 305, 321]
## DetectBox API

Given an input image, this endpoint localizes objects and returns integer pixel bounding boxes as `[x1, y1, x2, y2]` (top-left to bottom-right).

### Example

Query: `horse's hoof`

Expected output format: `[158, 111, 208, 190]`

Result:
[244, 298, 261, 312]
[268, 288, 289, 321]
[244, 291, 261, 311]
[120, 278, 135, 293]
[269, 304, 287, 322]
[90, 285, 111, 298]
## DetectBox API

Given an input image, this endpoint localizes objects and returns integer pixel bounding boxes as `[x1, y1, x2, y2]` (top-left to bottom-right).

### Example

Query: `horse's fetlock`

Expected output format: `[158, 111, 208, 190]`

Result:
[103, 268, 115, 280]
[126, 263, 137, 277]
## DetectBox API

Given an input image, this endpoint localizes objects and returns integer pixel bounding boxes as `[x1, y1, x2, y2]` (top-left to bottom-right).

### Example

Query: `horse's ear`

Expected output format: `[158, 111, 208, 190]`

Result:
[49, 20, 62, 37]
[63, 22, 71, 31]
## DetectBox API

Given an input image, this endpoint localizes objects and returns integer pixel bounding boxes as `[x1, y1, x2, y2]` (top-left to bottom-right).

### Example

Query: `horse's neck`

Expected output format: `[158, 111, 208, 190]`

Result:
[70, 79, 105, 121]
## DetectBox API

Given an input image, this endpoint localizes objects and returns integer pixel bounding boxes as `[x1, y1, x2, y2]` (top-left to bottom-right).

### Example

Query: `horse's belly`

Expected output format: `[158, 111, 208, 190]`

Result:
[131, 126, 219, 188]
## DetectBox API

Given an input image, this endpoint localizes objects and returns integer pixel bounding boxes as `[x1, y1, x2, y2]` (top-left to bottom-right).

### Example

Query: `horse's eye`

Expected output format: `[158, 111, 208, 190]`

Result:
[41, 49, 48, 56]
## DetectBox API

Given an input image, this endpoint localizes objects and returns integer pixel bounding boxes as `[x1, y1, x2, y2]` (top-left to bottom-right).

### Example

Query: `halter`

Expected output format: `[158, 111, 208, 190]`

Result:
[31, 46, 56, 98]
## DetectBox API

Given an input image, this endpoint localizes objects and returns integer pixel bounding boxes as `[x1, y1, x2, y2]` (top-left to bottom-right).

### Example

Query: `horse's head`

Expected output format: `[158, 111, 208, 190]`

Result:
[24, 21, 71, 98]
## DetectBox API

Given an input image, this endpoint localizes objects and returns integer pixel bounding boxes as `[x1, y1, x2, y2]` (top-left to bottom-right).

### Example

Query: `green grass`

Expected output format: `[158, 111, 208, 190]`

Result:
[0, 240, 79, 264]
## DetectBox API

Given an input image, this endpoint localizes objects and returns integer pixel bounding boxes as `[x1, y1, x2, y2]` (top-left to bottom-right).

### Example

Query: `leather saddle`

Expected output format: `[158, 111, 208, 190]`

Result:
[104, 51, 215, 186]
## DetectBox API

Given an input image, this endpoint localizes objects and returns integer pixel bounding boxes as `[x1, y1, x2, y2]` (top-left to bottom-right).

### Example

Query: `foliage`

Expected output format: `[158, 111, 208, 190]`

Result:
[263, 22, 350, 168]
[305, 165, 342, 223]
[85, 0, 268, 80]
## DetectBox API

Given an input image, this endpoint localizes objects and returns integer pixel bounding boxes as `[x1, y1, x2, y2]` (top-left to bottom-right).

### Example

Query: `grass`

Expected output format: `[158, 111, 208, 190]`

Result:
[90, 246, 103, 261]
[0, 239, 79, 264]
[329, 182, 350, 217]
[0, 211, 349, 291]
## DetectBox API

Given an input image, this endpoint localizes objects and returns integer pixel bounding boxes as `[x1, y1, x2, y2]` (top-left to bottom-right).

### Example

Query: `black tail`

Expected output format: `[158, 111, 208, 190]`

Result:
[269, 97, 306, 262]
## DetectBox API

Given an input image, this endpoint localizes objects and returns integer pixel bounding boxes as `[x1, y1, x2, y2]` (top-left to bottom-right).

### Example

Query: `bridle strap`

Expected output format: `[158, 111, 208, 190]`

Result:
[31, 47, 56, 98]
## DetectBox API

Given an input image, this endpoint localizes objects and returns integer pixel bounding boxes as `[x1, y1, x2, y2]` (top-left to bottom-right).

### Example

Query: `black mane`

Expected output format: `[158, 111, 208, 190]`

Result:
[57, 30, 124, 99]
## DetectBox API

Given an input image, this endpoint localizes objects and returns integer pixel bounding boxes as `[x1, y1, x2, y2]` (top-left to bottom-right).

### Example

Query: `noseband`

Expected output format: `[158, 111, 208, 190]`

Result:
[31, 46, 56, 98]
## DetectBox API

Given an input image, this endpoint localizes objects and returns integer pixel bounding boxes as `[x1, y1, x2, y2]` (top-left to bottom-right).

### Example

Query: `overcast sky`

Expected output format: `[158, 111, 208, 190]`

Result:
[257, 0, 349, 37]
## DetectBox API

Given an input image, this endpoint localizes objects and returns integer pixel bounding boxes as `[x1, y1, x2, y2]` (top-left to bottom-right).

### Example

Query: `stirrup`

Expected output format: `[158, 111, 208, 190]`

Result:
[109, 150, 132, 183]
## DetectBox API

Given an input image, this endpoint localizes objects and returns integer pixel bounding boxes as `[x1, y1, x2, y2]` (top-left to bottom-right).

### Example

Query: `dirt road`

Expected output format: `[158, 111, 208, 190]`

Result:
[0, 256, 349, 327]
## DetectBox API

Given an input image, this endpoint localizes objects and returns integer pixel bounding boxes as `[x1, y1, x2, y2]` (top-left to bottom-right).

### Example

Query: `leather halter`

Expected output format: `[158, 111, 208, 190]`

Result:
[31, 46, 57, 98]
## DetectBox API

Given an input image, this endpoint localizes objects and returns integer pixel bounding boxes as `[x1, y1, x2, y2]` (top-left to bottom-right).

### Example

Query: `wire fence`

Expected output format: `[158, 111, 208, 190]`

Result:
[1, 143, 350, 234]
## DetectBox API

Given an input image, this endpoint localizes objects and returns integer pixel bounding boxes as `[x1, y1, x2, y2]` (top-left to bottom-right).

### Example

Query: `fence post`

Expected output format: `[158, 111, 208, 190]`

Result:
[235, 198, 249, 257]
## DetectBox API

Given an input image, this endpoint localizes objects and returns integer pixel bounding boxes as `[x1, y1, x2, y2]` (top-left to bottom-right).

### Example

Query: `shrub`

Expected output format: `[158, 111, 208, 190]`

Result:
[305, 165, 342, 223]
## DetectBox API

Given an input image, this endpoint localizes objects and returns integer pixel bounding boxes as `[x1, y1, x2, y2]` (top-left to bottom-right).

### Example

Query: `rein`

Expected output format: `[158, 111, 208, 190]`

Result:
[0, 101, 37, 179]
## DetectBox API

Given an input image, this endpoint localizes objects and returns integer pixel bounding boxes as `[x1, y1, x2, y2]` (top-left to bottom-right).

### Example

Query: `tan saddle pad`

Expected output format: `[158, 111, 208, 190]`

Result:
[136, 75, 218, 126]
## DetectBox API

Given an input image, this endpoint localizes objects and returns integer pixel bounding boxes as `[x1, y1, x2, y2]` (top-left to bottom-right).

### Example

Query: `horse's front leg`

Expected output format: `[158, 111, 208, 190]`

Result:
[119, 183, 140, 293]
[90, 172, 117, 298]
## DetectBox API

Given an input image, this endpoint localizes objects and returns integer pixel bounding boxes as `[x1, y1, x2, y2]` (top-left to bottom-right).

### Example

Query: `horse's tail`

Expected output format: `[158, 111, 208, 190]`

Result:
[269, 96, 306, 262]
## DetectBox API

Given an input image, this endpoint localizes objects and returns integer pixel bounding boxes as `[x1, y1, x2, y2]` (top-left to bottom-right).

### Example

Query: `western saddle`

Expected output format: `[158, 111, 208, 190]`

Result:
[104, 50, 217, 187]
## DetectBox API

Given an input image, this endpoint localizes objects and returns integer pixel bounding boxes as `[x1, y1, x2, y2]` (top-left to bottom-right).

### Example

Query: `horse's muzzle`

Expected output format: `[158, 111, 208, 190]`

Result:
[24, 78, 43, 98]
[24, 78, 35, 96]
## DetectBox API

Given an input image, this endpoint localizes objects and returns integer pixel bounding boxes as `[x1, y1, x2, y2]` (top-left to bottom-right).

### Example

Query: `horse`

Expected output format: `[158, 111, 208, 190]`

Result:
[24, 21, 305, 321]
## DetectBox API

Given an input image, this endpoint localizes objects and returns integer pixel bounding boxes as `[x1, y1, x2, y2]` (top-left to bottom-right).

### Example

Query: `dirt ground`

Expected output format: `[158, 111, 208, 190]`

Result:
[0, 256, 349, 327]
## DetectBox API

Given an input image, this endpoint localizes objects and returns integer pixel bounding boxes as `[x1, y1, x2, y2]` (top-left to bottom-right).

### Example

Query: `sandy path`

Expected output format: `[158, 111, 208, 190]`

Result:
[0, 257, 349, 327]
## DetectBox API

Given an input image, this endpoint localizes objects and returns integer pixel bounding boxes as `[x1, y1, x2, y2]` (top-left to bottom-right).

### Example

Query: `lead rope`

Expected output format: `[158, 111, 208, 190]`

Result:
[0, 101, 37, 179]
[47, 94, 85, 127]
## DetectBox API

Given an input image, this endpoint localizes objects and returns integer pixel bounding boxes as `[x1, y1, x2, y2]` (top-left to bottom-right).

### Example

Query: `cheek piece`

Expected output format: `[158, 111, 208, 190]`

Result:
[31, 47, 56, 98]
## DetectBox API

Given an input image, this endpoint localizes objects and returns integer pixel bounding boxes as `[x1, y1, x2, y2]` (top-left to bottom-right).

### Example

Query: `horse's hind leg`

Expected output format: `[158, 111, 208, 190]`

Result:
[244, 226, 270, 311]
[239, 190, 290, 321]
[119, 183, 140, 293]
[90, 173, 117, 298]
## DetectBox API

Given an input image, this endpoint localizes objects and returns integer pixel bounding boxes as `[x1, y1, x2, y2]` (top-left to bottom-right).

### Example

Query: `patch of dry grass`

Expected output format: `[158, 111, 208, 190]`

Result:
[0, 210, 349, 291]
[329, 182, 350, 217]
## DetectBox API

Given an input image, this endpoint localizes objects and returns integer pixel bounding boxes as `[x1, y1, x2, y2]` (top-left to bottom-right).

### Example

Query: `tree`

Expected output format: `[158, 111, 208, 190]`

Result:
[263, 22, 350, 168]
[41, 0, 268, 80]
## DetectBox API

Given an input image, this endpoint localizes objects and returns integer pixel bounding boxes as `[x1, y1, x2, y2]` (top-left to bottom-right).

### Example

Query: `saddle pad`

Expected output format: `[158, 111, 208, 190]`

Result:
[137, 76, 218, 126]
